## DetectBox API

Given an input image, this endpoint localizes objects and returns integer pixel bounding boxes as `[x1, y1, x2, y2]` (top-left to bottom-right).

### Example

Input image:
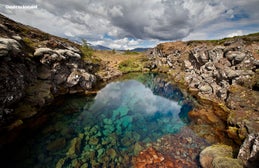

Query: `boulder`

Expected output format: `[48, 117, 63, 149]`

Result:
[183, 60, 193, 70]
[11, 35, 22, 41]
[34, 47, 54, 57]
[225, 51, 246, 64]
[212, 157, 243, 168]
[199, 144, 242, 168]
[34, 48, 66, 65]
[0, 38, 21, 56]
[254, 59, 259, 67]
[200, 51, 209, 63]
[198, 83, 212, 94]
[224, 67, 238, 79]
[52, 63, 70, 85]
[67, 70, 81, 87]
[80, 72, 96, 90]
[238, 133, 259, 168]
[208, 47, 224, 62]
[55, 49, 81, 58]
[205, 62, 215, 71]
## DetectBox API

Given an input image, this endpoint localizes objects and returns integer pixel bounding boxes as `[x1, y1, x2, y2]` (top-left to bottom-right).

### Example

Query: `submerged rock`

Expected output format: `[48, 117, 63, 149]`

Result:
[66, 135, 83, 158]
[133, 147, 166, 167]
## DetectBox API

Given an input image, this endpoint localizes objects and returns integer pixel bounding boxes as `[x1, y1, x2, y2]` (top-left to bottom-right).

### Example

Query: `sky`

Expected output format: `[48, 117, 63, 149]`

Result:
[0, 0, 259, 50]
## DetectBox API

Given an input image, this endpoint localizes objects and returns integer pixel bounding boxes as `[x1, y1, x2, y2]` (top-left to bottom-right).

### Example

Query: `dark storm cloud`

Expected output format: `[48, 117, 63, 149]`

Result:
[1, 0, 259, 48]
[105, 0, 192, 40]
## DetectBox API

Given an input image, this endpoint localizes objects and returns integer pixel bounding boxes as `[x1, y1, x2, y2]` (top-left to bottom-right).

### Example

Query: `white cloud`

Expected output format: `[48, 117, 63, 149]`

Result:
[92, 80, 181, 115]
[0, 0, 259, 48]
[226, 30, 244, 37]
[90, 38, 143, 50]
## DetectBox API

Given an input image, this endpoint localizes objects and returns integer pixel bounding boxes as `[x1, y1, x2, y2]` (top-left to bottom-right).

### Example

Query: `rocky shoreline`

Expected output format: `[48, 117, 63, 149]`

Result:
[0, 14, 99, 143]
[0, 14, 258, 167]
[146, 37, 259, 167]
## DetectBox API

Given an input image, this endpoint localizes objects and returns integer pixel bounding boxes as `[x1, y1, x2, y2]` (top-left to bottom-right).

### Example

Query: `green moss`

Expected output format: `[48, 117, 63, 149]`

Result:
[23, 37, 35, 47]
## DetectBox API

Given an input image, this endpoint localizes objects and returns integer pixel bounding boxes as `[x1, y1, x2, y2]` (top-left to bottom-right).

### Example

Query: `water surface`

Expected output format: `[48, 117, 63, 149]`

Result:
[1, 73, 194, 167]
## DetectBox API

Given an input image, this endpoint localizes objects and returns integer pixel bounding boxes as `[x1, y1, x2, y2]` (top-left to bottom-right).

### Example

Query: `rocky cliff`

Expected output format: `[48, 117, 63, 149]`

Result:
[0, 14, 99, 139]
[146, 35, 259, 167]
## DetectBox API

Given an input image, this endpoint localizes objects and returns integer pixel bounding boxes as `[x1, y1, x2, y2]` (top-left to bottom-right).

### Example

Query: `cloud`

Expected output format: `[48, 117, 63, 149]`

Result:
[0, 0, 259, 48]
[226, 30, 244, 37]
[93, 80, 181, 115]
[90, 37, 156, 50]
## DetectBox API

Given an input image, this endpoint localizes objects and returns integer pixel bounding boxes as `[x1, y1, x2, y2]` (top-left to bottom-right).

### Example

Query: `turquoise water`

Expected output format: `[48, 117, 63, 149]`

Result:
[0, 73, 193, 168]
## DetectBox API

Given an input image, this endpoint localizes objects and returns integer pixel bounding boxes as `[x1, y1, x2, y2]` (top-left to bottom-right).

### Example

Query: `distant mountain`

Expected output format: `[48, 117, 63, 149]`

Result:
[80, 42, 150, 52]
[130, 48, 150, 52]
[89, 44, 111, 50]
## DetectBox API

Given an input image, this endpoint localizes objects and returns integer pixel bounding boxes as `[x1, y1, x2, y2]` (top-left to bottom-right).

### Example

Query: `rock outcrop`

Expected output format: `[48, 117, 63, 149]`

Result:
[147, 34, 259, 166]
[238, 133, 259, 168]
[0, 14, 98, 139]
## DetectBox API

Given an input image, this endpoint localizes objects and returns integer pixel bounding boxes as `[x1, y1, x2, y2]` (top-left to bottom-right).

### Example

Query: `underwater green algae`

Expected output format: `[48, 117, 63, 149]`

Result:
[0, 73, 193, 168]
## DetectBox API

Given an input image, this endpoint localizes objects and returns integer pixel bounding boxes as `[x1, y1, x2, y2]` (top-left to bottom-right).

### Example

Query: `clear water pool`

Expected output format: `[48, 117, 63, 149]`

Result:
[0, 73, 194, 167]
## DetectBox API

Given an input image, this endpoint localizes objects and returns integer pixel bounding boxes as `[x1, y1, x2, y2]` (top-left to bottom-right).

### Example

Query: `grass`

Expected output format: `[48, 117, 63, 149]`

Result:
[92, 50, 147, 73]
[118, 52, 148, 73]
[23, 37, 37, 48]
[80, 40, 101, 64]
[187, 32, 259, 46]
[118, 58, 142, 73]
[187, 38, 230, 46]
[123, 50, 140, 55]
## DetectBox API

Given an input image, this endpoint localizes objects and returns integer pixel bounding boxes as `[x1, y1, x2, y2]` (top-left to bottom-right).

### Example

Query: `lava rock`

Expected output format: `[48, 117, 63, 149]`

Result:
[238, 133, 259, 168]
[0, 38, 21, 56]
